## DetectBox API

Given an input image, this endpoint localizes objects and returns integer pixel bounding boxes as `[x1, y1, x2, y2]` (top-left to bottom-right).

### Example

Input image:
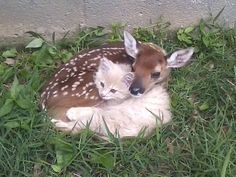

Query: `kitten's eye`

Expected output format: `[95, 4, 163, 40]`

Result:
[151, 72, 160, 79]
[100, 82, 104, 87]
[110, 89, 117, 93]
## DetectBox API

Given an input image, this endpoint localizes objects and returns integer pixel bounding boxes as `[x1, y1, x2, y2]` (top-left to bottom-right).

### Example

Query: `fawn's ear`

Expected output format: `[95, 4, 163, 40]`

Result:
[98, 57, 114, 73]
[167, 48, 194, 68]
[122, 72, 134, 87]
[124, 31, 139, 59]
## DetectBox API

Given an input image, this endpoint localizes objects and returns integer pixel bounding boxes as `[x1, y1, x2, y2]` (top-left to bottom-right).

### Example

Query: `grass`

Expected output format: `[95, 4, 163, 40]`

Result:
[0, 18, 236, 177]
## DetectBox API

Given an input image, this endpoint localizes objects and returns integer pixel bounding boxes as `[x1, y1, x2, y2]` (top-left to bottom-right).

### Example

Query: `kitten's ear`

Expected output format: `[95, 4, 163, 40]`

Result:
[122, 72, 134, 87]
[124, 31, 139, 59]
[167, 48, 194, 68]
[98, 57, 114, 73]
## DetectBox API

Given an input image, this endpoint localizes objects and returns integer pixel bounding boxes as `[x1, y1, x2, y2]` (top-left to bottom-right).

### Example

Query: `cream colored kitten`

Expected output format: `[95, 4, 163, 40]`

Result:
[94, 57, 134, 101]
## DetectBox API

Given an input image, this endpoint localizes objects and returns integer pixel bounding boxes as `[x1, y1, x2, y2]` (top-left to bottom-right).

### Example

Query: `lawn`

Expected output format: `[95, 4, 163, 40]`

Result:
[0, 18, 235, 177]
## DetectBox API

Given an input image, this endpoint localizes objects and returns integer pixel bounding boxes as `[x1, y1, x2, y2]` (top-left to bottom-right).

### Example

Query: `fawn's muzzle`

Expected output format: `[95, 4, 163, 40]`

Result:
[129, 81, 145, 96]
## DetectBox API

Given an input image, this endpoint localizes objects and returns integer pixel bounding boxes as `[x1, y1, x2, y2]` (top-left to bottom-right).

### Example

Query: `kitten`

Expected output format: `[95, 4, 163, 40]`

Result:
[94, 57, 134, 102]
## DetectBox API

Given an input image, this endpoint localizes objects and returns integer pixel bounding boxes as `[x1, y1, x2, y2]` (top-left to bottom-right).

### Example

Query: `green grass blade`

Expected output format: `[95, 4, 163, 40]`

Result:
[221, 146, 233, 177]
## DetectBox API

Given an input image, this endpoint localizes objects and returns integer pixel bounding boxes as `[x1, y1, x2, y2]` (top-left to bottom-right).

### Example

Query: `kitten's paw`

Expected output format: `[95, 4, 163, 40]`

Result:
[51, 119, 76, 131]
[66, 108, 80, 121]
[67, 107, 94, 121]
[51, 119, 67, 127]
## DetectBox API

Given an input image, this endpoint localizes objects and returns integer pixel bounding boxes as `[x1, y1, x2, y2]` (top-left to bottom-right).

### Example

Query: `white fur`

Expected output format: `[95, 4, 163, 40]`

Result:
[52, 84, 171, 140]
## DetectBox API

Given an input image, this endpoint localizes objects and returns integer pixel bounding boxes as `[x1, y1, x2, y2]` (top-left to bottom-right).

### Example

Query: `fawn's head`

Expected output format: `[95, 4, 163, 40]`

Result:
[123, 31, 194, 96]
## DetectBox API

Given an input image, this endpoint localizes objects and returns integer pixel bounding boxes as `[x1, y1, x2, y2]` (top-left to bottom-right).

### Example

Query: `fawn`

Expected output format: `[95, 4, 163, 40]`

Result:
[41, 31, 194, 126]
[52, 46, 194, 139]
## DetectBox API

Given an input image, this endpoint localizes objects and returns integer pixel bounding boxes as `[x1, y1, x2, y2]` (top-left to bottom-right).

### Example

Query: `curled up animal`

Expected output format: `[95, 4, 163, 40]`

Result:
[40, 31, 194, 140]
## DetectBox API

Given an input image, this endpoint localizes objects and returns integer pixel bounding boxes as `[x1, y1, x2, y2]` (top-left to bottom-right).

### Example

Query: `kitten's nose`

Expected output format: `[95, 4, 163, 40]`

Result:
[100, 93, 106, 98]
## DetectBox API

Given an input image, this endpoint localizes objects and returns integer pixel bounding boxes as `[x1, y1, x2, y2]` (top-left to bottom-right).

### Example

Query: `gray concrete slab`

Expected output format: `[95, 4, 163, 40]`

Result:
[0, 0, 235, 47]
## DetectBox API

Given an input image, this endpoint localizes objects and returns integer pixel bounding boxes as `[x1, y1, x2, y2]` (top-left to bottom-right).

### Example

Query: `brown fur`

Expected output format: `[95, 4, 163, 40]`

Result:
[132, 43, 169, 90]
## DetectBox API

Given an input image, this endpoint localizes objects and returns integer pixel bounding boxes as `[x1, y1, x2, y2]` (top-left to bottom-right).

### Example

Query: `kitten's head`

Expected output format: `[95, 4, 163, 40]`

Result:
[94, 57, 134, 100]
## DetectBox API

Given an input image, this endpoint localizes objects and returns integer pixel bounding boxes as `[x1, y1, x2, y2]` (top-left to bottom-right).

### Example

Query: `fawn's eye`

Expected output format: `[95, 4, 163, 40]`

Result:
[100, 82, 104, 87]
[151, 72, 160, 79]
[110, 89, 117, 93]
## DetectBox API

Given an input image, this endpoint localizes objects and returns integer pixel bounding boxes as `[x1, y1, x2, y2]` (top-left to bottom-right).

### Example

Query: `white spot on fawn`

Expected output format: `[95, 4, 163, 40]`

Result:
[61, 85, 69, 91]
[63, 91, 68, 96]
[78, 72, 86, 76]
[51, 82, 58, 89]
[70, 61, 75, 65]
[41, 91, 46, 97]
[73, 67, 77, 72]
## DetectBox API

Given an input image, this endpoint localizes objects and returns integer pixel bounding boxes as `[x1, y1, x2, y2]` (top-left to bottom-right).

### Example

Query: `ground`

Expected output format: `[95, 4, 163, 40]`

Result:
[0, 19, 235, 177]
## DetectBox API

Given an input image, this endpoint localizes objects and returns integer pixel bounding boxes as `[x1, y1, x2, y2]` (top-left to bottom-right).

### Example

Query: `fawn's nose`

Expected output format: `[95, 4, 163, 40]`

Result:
[129, 82, 145, 96]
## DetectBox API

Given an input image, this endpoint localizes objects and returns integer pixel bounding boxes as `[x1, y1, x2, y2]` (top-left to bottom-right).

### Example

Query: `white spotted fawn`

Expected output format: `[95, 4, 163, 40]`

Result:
[40, 31, 194, 121]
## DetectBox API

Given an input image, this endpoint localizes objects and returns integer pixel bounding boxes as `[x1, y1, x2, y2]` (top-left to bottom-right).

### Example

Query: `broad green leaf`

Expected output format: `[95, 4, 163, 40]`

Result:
[184, 27, 194, 33]
[20, 122, 30, 130]
[65, 173, 75, 177]
[177, 34, 183, 42]
[26, 38, 44, 48]
[52, 149, 73, 173]
[61, 51, 73, 63]
[184, 37, 192, 44]
[51, 165, 62, 173]
[2, 48, 17, 58]
[199, 102, 209, 111]
[171, 96, 178, 107]
[56, 150, 65, 165]
[177, 29, 184, 34]
[178, 33, 192, 44]
[1, 67, 14, 83]
[15, 97, 31, 109]
[0, 99, 14, 117]
[91, 153, 115, 170]
[4, 121, 20, 129]
[35, 45, 53, 64]
[48, 47, 57, 56]
[10, 76, 20, 99]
